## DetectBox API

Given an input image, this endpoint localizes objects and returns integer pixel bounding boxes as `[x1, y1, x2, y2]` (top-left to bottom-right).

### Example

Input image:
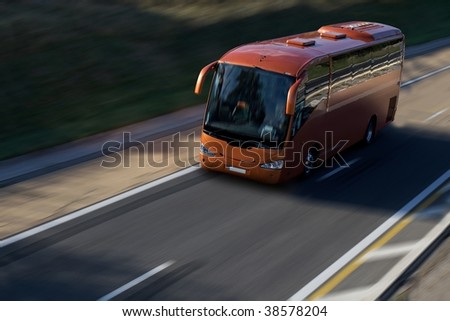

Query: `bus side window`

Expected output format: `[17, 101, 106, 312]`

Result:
[305, 61, 330, 109]
[387, 39, 403, 72]
[331, 53, 353, 93]
[352, 48, 372, 85]
[291, 84, 305, 137]
[371, 43, 389, 77]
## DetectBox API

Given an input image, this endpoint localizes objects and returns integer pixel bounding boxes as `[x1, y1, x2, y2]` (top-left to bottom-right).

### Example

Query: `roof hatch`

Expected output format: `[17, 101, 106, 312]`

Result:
[320, 31, 346, 39]
[286, 38, 315, 47]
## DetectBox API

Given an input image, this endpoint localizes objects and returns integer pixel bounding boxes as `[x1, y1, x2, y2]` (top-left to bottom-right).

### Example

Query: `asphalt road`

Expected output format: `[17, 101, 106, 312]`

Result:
[1, 51, 449, 301]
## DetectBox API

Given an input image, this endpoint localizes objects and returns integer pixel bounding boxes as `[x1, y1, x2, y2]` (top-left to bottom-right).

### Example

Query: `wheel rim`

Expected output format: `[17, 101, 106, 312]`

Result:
[366, 121, 375, 143]
[366, 126, 373, 142]
[305, 150, 315, 174]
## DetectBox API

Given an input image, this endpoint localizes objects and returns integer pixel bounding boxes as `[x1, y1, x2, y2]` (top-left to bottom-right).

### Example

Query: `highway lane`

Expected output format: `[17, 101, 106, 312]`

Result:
[1, 56, 450, 301]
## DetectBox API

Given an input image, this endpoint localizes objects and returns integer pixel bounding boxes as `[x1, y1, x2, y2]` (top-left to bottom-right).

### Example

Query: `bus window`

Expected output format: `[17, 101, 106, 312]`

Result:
[387, 39, 402, 72]
[291, 83, 305, 137]
[331, 53, 353, 93]
[204, 63, 294, 147]
[291, 59, 330, 138]
[371, 43, 389, 77]
[306, 61, 329, 107]
[304, 61, 329, 116]
[352, 47, 372, 85]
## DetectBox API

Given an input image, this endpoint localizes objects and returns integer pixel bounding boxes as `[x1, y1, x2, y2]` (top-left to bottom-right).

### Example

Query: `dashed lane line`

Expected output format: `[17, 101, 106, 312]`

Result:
[98, 261, 175, 301]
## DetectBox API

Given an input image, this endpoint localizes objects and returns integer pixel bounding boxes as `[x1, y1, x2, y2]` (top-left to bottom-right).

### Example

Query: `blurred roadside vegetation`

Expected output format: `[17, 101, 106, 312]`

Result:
[1, 0, 450, 159]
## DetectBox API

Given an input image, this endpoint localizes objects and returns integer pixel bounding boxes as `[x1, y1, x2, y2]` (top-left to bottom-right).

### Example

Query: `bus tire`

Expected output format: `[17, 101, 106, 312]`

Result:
[363, 117, 377, 145]
[303, 145, 320, 176]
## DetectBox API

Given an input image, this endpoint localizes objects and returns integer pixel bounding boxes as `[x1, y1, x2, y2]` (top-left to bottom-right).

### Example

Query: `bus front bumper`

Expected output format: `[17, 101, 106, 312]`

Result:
[200, 154, 284, 184]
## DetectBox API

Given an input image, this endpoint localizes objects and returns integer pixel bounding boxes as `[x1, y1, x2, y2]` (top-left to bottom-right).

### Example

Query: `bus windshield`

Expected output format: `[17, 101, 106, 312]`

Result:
[204, 63, 294, 148]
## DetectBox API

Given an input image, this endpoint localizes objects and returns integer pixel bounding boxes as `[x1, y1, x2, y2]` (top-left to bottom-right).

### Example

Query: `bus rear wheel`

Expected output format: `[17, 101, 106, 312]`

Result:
[364, 117, 377, 145]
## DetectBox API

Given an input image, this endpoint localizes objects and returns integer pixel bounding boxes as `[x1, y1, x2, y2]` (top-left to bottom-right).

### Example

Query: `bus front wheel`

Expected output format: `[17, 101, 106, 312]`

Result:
[304, 146, 320, 176]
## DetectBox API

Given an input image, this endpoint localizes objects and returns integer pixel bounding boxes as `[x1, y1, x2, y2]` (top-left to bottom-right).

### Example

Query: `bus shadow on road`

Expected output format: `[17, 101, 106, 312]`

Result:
[215, 122, 450, 215]
[280, 123, 450, 213]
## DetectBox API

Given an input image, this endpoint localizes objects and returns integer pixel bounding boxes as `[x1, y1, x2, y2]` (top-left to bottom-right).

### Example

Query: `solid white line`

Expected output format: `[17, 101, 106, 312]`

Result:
[401, 64, 450, 88]
[98, 261, 175, 301]
[316, 158, 360, 182]
[424, 108, 448, 122]
[2, 62, 449, 247]
[0, 166, 200, 248]
[362, 241, 417, 262]
[288, 168, 450, 301]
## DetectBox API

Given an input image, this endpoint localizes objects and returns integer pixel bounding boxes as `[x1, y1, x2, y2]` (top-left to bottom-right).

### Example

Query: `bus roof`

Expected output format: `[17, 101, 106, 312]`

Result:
[219, 21, 403, 77]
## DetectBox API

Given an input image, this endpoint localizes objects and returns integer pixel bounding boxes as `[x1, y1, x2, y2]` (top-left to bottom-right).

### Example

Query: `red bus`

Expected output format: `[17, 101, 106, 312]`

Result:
[195, 21, 404, 183]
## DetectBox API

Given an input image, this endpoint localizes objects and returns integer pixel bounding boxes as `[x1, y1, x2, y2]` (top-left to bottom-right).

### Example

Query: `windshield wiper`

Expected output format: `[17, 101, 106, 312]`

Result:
[203, 128, 238, 143]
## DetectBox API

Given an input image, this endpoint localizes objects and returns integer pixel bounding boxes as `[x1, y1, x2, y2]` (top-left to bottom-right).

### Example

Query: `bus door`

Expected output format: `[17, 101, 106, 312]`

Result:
[295, 59, 330, 163]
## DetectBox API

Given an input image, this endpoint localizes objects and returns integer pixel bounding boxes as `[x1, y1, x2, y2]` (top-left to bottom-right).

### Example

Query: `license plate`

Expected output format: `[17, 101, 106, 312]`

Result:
[227, 166, 246, 175]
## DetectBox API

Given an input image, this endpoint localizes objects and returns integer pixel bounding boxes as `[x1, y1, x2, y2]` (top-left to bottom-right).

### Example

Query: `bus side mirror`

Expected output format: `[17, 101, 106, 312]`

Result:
[194, 61, 217, 95]
[286, 78, 302, 115]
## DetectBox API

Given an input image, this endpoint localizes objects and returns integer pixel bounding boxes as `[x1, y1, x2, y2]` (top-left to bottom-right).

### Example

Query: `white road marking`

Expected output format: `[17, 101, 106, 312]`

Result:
[2, 63, 449, 249]
[0, 166, 200, 248]
[362, 241, 417, 262]
[288, 168, 450, 301]
[401, 64, 450, 88]
[316, 158, 360, 182]
[424, 108, 448, 122]
[310, 211, 450, 301]
[98, 261, 175, 301]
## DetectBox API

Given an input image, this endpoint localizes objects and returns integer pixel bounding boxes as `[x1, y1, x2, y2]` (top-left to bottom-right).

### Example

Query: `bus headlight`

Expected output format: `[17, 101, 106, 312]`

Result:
[200, 143, 216, 157]
[260, 160, 284, 169]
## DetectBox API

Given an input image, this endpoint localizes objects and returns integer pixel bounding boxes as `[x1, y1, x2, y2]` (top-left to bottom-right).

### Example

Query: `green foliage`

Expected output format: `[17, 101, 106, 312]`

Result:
[1, 0, 449, 159]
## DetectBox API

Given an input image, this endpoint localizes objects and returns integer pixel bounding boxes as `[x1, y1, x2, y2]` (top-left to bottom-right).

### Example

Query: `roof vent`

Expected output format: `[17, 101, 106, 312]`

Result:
[320, 31, 346, 39]
[286, 38, 315, 46]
